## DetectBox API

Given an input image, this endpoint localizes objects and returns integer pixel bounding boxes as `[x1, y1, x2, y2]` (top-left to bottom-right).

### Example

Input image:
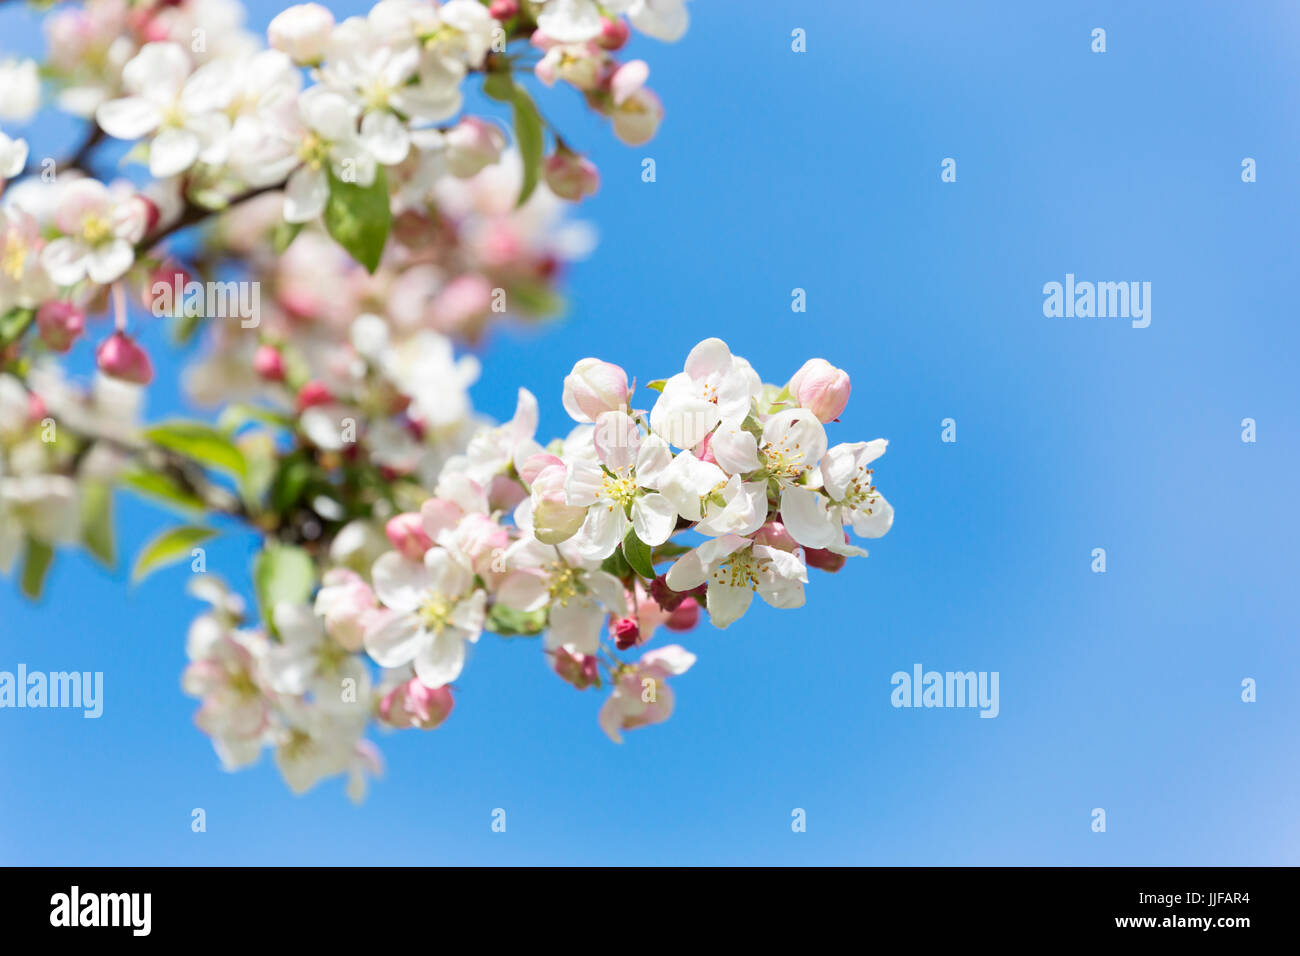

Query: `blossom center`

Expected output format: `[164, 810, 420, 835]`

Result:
[547, 563, 582, 606]
[80, 213, 113, 246]
[2, 233, 26, 280]
[600, 471, 638, 508]
[418, 595, 453, 633]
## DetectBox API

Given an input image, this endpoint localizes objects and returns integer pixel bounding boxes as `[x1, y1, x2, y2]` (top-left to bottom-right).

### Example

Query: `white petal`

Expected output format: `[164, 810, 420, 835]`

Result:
[95, 96, 162, 140]
[85, 240, 135, 285]
[283, 166, 328, 223]
[705, 578, 753, 629]
[546, 598, 603, 655]
[632, 492, 675, 546]
[148, 126, 201, 178]
[779, 486, 838, 549]
[371, 551, 429, 613]
[413, 629, 466, 688]
[363, 611, 427, 667]
[710, 423, 759, 475]
[360, 110, 410, 165]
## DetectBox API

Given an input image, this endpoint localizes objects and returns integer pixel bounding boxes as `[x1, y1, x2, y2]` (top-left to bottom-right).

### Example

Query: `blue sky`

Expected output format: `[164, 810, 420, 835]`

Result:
[2, 0, 1298, 864]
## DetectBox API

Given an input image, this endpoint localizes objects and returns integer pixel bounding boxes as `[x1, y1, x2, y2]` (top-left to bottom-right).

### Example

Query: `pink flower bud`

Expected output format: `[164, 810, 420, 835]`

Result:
[665, 596, 700, 632]
[752, 520, 798, 552]
[380, 677, 454, 730]
[96, 331, 153, 385]
[26, 392, 46, 424]
[788, 358, 851, 423]
[519, 452, 564, 487]
[430, 274, 493, 333]
[489, 0, 518, 21]
[314, 568, 376, 652]
[443, 117, 506, 178]
[386, 513, 433, 560]
[804, 537, 849, 573]
[253, 344, 285, 382]
[35, 301, 85, 353]
[296, 380, 333, 411]
[561, 357, 629, 423]
[544, 150, 600, 201]
[598, 17, 630, 51]
[531, 463, 588, 545]
[554, 647, 600, 690]
[611, 616, 641, 650]
[649, 574, 687, 613]
[267, 3, 335, 65]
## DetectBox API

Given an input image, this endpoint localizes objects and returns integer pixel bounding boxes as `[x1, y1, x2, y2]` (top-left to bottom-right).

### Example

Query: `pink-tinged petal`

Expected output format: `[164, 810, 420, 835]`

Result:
[710, 423, 759, 475]
[640, 644, 697, 677]
[546, 598, 603, 655]
[54, 179, 109, 234]
[598, 693, 628, 743]
[609, 58, 650, 106]
[564, 457, 604, 508]
[665, 549, 707, 592]
[683, 336, 732, 380]
[593, 410, 640, 472]
[497, 569, 549, 612]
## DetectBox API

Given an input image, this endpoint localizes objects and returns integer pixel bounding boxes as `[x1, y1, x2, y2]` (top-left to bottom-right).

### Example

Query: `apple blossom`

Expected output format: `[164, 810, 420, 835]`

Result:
[268, 3, 336, 64]
[788, 358, 852, 423]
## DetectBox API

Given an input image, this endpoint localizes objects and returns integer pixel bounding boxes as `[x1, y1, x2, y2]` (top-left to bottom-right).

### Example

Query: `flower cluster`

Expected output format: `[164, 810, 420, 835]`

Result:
[173, 337, 890, 795]
[0, 1, 896, 801]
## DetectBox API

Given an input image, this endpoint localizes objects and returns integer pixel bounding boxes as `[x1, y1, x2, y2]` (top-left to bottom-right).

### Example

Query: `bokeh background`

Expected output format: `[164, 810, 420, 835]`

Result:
[2, 0, 1298, 864]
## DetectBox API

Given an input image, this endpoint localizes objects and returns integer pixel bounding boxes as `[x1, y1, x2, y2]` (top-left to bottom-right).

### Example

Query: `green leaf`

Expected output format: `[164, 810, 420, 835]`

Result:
[145, 420, 248, 479]
[80, 480, 116, 568]
[487, 603, 547, 637]
[0, 308, 34, 346]
[510, 91, 544, 207]
[218, 403, 294, 434]
[272, 219, 305, 254]
[645, 379, 667, 393]
[621, 527, 656, 580]
[483, 71, 544, 206]
[506, 281, 563, 317]
[20, 538, 54, 599]
[651, 541, 692, 564]
[252, 544, 316, 630]
[119, 468, 206, 516]
[236, 432, 278, 511]
[324, 166, 391, 273]
[171, 312, 203, 346]
[132, 525, 216, 584]
[269, 453, 313, 515]
[601, 546, 631, 579]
